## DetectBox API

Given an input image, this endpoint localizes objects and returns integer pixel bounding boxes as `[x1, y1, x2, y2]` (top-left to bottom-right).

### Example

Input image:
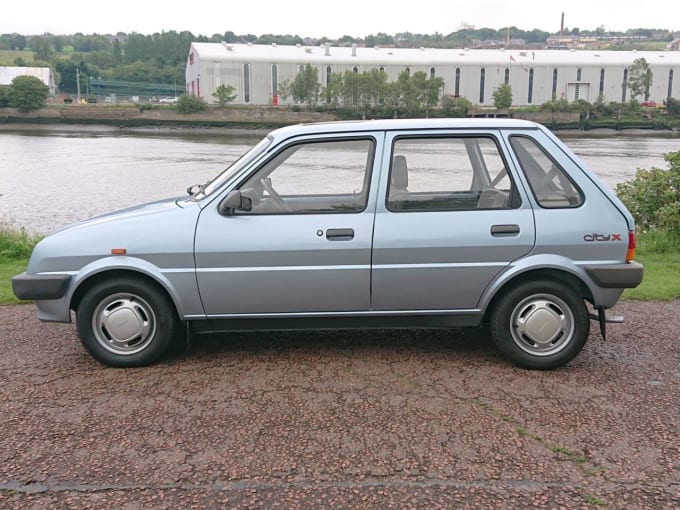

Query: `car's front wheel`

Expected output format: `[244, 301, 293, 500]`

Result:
[489, 280, 590, 369]
[76, 277, 180, 367]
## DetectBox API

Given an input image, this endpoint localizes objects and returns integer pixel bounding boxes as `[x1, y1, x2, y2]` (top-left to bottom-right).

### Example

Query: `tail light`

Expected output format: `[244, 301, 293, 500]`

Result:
[626, 231, 636, 263]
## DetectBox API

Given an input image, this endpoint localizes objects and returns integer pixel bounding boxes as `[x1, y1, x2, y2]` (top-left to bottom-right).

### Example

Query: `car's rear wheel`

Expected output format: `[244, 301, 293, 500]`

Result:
[76, 277, 179, 367]
[489, 280, 589, 369]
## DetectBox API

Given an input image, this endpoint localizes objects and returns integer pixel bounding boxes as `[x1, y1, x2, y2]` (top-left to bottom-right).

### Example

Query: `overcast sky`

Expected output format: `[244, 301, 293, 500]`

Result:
[2, 0, 678, 37]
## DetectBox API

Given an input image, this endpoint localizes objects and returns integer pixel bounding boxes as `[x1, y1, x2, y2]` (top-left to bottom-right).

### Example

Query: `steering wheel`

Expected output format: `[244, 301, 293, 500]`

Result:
[260, 178, 293, 212]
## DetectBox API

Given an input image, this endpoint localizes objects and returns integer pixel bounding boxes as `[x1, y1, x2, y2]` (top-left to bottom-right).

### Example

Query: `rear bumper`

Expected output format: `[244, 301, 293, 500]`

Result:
[584, 261, 644, 289]
[12, 273, 72, 301]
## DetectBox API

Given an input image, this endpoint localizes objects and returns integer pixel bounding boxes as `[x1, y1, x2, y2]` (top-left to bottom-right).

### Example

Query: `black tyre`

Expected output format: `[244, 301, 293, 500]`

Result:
[76, 277, 180, 367]
[489, 280, 589, 369]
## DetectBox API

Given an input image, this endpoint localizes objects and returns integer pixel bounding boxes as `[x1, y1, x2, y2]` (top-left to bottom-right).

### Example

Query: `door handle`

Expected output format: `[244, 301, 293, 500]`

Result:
[491, 224, 520, 236]
[326, 228, 354, 240]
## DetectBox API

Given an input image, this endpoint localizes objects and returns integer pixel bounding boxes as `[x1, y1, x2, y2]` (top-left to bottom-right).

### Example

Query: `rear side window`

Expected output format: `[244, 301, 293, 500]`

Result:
[510, 136, 584, 208]
[386, 136, 520, 212]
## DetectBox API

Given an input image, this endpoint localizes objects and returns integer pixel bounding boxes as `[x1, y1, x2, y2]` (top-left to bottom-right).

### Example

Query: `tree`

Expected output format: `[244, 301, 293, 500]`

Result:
[493, 83, 513, 109]
[277, 79, 292, 103]
[112, 39, 123, 65]
[290, 64, 320, 107]
[364, 32, 395, 46]
[7, 75, 49, 112]
[31, 36, 54, 62]
[391, 70, 444, 117]
[323, 72, 343, 107]
[628, 57, 653, 101]
[212, 84, 237, 107]
[0, 86, 10, 107]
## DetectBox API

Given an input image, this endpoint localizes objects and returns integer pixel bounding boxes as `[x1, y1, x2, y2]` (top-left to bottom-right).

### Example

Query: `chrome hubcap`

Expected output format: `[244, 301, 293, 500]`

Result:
[92, 293, 156, 355]
[510, 294, 574, 356]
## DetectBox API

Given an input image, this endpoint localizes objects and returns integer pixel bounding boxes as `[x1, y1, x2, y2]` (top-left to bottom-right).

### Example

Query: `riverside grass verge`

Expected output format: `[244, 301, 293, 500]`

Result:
[0, 226, 677, 305]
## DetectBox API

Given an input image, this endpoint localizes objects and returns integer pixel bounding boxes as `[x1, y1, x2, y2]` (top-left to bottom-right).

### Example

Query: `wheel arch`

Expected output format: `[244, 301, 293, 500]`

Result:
[482, 267, 593, 322]
[70, 268, 181, 321]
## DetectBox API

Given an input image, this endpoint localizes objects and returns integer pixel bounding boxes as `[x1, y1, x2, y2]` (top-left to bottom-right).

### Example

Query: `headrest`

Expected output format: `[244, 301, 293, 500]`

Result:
[391, 155, 408, 189]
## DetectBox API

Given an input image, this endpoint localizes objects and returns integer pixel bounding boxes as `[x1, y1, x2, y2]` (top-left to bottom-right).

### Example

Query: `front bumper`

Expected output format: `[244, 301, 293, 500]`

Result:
[584, 261, 644, 289]
[12, 273, 72, 301]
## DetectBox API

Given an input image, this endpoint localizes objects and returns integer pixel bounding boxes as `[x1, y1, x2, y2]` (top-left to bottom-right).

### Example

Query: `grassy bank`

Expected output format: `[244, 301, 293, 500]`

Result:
[622, 230, 680, 300]
[0, 226, 678, 305]
[0, 224, 41, 304]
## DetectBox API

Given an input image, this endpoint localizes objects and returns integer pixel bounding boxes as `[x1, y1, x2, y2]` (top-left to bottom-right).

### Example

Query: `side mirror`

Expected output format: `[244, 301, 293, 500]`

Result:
[218, 190, 252, 215]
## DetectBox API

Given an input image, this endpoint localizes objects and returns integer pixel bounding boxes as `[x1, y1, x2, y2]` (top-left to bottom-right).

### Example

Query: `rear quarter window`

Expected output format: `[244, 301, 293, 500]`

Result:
[509, 135, 584, 208]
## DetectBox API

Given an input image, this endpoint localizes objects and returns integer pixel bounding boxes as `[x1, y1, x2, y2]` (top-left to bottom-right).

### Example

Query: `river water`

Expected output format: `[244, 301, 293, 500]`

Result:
[1, 126, 679, 234]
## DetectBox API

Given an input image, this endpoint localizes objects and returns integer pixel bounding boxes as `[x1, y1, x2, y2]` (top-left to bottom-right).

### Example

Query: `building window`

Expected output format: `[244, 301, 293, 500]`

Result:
[353, 66, 358, 73]
[455, 68, 461, 96]
[189, 52, 194, 65]
[668, 69, 674, 99]
[552, 68, 558, 99]
[479, 68, 485, 103]
[528, 69, 534, 104]
[271, 64, 278, 97]
[577, 68, 582, 81]
[504, 68, 510, 84]
[430, 67, 436, 79]
[243, 63, 250, 103]
[599, 68, 605, 97]
[622, 68, 629, 102]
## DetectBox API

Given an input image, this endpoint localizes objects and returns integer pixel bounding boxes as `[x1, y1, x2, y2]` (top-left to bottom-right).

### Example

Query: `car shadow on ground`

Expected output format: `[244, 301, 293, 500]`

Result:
[164, 327, 501, 365]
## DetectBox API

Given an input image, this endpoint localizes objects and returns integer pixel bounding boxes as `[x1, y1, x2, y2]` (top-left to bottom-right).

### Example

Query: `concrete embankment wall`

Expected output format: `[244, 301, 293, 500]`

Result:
[1, 105, 337, 127]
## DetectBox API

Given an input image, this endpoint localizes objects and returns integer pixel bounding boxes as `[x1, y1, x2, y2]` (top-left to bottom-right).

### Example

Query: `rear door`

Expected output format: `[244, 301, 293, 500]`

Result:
[371, 130, 535, 311]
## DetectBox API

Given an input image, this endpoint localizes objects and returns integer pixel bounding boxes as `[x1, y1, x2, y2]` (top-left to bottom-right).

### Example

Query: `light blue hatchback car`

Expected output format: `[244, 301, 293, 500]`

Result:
[13, 119, 643, 369]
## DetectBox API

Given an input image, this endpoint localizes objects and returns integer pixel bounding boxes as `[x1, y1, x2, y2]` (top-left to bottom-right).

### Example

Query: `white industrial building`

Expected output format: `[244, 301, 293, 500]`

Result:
[0, 66, 56, 95]
[186, 42, 680, 107]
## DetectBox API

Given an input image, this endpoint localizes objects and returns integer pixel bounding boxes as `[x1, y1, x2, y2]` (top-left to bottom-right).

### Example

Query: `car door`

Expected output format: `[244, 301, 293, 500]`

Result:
[371, 130, 536, 311]
[194, 134, 382, 316]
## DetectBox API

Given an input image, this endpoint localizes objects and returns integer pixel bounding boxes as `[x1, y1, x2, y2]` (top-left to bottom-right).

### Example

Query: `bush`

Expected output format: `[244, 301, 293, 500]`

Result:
[0, 223, 41, 259]
[616, 151, 680, 233]
[665, 97, 680, 118]
[175, 94, 207, 114]
[541, 98, 571, 112]
[440, 95, 471, 117]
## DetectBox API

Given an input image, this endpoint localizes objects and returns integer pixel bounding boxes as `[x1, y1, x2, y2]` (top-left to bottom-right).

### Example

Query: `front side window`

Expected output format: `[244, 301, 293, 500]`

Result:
[237, 138, 374, 214]
[386, 136, 518, 212]
[510, 136, 583, 208]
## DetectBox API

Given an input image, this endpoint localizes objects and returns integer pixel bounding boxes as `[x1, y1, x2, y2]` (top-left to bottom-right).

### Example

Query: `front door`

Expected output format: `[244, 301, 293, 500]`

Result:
[194, 135, 381, 316]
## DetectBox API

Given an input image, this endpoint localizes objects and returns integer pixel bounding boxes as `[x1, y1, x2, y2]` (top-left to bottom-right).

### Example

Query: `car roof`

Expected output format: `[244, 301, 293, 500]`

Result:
[267, 118, 541, 142]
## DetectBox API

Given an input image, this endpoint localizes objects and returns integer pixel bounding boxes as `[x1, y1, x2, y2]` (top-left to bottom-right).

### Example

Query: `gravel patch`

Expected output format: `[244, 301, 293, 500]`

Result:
[0, 301, 678, 509]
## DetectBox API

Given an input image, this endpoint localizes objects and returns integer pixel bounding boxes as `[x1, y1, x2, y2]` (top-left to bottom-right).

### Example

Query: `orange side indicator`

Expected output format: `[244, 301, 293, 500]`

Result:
[111, 248, 127, 255]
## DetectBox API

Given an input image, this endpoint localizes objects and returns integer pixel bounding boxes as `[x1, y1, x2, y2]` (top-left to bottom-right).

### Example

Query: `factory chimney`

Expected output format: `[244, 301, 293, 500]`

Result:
[560, 12, 565, 35]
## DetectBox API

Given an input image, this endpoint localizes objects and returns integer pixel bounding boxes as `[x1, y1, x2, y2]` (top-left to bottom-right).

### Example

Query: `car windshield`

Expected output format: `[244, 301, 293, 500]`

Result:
[192, 136, 273, 199]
